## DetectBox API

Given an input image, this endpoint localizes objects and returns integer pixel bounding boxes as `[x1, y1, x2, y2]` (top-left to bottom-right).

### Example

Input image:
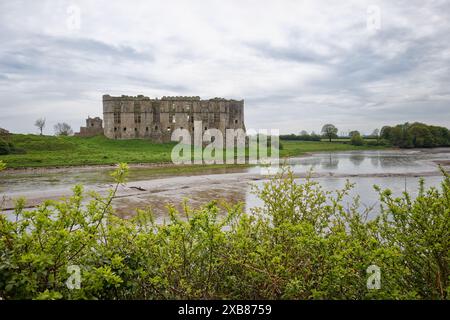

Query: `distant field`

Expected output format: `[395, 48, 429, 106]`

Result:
[280, 140, 387, 157]
[0, 134, 388, 169]
[319, 138, 378, 142]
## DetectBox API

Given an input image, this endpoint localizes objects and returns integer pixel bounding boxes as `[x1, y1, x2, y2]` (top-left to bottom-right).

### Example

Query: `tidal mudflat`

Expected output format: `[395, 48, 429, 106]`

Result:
[1, 148, 449, 221]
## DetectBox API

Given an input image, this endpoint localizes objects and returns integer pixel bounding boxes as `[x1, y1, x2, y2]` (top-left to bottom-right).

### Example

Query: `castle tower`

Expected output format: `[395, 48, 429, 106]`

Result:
[75, 116, 103, 137]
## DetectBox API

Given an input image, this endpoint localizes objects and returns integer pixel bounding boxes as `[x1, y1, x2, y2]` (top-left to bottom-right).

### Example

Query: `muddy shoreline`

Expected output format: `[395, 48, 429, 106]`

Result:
[0, 161, 178, 175]
[3, 147, 449, 175]
[1, 148, 449, 219]
[1, 168, 448, 211]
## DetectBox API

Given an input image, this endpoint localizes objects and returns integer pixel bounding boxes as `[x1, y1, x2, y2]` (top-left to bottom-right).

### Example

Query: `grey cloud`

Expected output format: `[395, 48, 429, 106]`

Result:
[0, 0, 449, 135]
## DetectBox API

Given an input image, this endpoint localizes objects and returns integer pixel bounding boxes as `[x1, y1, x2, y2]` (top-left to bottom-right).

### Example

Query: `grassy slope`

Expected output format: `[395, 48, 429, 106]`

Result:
[2, 134, 175, 168]
[1, 134, 388, 168]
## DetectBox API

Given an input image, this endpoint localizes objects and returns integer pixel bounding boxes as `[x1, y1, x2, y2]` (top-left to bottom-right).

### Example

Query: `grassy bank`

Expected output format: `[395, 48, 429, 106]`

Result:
[0, 134, 389, 169]
[280, 140, 387, 157]
[1, 134, 176, 168]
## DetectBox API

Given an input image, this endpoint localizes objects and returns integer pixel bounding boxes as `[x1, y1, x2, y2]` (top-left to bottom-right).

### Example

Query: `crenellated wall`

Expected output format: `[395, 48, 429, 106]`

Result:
[102, 95, 245, 142]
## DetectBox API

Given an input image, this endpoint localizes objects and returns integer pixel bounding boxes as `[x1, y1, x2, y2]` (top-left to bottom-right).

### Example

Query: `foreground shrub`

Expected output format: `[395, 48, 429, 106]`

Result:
[0, 163, 448, 299]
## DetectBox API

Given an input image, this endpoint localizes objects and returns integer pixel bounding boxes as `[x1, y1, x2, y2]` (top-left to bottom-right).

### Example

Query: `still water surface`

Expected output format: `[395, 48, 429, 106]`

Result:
[1, 149, 449, 218]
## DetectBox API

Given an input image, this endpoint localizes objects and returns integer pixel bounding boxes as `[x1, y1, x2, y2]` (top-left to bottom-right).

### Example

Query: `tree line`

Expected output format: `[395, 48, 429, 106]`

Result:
[282, 122, 450, 148]
[381, 122, 450, 148]
[34, 118, 73, 136]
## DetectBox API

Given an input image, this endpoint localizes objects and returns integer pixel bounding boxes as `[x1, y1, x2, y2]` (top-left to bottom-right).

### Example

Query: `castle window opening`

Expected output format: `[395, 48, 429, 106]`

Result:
[153, 107, 160, 123]
[113, 106, 121, 124]
[123, 127, 126, 132]
[134, 103, 141, 124]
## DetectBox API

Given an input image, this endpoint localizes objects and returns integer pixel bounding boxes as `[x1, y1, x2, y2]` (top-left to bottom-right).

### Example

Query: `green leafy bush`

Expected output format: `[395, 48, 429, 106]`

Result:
[381, 122, 450, 148]
[0, 138, 10, 155]
[0, 138, 26, 155]
[0, 163, 448, 300]
[365, 139, 390, 147]
[279, 134, 322, 141]
[350, 134, 364, 146]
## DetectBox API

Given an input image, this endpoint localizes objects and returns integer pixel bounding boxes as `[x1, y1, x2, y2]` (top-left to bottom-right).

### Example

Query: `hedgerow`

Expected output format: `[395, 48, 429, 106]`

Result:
[0, 161, 448, 299]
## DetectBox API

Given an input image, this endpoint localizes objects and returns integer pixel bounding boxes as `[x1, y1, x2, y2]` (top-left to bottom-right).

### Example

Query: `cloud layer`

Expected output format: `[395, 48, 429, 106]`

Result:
[1, 0, 449, 135]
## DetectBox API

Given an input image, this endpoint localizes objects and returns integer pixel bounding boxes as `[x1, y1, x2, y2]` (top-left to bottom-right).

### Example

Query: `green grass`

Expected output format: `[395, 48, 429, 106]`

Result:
[1, 134, 176, 168]
[280, 140, 388, 157]
[319, 138, 378, 142]
[0, 134, 389, 169]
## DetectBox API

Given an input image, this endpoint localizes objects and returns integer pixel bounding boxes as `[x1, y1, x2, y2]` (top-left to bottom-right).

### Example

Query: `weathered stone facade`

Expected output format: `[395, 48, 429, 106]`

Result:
[0, 128, 10, 136]
[103, 95, 245, 142]
[75, 117, 103, 137]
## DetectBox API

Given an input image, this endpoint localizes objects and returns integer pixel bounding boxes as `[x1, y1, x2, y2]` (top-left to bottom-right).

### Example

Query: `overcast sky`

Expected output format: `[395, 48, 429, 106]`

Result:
[0, 0, 449, 135]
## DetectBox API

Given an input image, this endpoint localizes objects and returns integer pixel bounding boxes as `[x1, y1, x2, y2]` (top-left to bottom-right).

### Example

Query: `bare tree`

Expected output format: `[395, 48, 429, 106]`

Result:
[54, 122, 73, 136]
[34, 118, 46, 135]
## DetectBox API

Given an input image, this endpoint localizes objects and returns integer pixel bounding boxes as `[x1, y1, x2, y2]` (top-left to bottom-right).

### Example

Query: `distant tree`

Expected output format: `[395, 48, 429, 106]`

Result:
[34, 118, 46, 135]
[371, 129, 380, 142]
[380, 122, 449, 148]
[349, 130, 360, 138]
[371, 128, 380, 137]
[279, 133, 321, 141]
[321, 124, 338, 142]
[300, 130, 309, 136]
[54, 123, 73, 136]
[380, 126, 391, 140]
[350, 132, 364, 146]
[409, 123, 434, 147]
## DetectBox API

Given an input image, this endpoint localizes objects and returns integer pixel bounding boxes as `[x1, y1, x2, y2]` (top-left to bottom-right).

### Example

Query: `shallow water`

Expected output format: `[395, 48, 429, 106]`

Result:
[1, 148, 449, 218]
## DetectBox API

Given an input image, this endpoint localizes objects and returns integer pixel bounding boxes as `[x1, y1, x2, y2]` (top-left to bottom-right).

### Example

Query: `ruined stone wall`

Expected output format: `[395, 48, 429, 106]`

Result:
[75, 117, 104, 137]
[103, 95, 245, 143]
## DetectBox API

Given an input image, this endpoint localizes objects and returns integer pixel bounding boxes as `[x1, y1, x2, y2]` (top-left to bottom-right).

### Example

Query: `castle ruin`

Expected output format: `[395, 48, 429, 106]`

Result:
[102, 95, 245, 142]
[75, 117, 103, 137]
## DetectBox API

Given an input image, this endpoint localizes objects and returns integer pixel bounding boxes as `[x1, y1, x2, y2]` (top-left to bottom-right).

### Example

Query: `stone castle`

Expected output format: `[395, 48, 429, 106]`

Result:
[100, 95, 246, 142]
[74, 117, 103, 137]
